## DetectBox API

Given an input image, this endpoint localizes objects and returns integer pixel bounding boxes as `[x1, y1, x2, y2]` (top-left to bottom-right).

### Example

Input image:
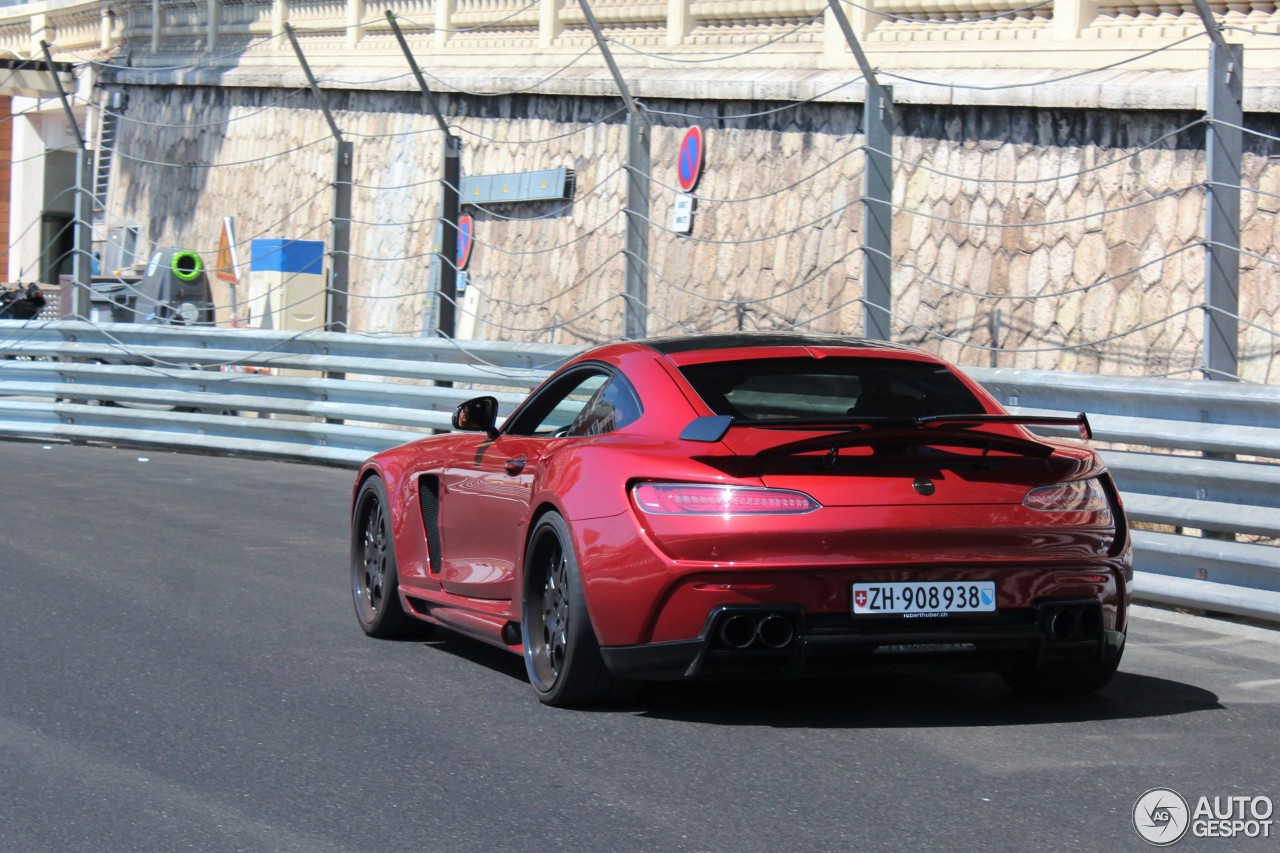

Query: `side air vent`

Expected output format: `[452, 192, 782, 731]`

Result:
[418, 476, 442, 573]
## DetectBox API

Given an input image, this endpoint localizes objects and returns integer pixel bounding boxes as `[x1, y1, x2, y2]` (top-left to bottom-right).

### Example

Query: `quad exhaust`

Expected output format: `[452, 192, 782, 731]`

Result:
[1040, 602, 1103, 642]
[715, 610, 798, 650]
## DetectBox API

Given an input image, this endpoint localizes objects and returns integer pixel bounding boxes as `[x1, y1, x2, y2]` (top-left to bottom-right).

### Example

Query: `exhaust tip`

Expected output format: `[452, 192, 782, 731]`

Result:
[1077, 607, 1102, 640]
[756, 614, 795, 649]
[1046, 608, 1078, 641]
[719, 614, 757, 649]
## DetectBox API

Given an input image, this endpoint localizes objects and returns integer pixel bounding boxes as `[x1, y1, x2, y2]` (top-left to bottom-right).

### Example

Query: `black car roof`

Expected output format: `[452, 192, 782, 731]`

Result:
[636, 332, 919, 356]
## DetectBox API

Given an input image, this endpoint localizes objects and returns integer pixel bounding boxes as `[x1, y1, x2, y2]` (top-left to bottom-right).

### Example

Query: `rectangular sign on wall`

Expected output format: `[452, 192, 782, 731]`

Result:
[461, 167, 574, 204]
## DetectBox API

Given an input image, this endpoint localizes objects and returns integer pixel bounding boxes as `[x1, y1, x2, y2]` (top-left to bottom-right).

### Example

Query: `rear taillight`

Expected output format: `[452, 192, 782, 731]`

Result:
[1023, 479, 1109, 513]
[632, 483, 820, 516]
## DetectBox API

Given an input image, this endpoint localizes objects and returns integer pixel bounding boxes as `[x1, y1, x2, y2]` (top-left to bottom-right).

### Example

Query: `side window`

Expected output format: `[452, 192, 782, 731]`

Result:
[503, 368, 643, 437]
[564, 376, 643, 436]
[504, 370, 608, 436]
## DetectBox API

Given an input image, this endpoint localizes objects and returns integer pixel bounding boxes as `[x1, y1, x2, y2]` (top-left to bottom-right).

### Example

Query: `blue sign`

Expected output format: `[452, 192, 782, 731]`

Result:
[678, 126, 704, 193]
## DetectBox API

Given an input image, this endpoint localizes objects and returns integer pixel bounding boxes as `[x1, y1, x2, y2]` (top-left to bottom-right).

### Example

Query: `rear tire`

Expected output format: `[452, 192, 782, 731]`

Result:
[351, 476, 420, 639]
[522, 512, 631, 707]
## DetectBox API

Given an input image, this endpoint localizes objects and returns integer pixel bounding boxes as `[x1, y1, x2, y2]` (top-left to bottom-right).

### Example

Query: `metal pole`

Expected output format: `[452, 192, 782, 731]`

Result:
[284, 23, 350, 332]
[330, 140, 353, 333]
[1203, 42, 1242, 382]
[577, 0, 637, 114]
[861, 84, 894, 341]
[825, 0, 895, 340]
[624, 114, 651, 340]
[39, 41, 91, 319]
[825, 0, 894, 116]
[578, 0, 649, 338]
[386, 10, 461, 339]
[1190, 0, 1243, 382]
[386, 11, 452, 136]
[439, 135, 461, 339]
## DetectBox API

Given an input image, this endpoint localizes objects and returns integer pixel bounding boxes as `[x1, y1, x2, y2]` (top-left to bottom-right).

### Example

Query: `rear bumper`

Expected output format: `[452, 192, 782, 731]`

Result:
[600, 600, 1126, 681]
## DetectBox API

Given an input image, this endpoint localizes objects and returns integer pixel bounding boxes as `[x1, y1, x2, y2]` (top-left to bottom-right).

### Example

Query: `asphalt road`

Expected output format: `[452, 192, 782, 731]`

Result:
[1, 440, 1277, 853]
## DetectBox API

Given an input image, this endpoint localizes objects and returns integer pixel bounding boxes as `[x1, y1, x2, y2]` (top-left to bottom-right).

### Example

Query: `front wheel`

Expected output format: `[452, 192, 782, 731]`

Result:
[522, 512, 631, 707]
[351, 476, 419, 639]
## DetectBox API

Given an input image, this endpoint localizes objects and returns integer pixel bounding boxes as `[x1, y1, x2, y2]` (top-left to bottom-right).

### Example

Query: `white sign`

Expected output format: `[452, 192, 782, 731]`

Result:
[671, 192, 694, 234]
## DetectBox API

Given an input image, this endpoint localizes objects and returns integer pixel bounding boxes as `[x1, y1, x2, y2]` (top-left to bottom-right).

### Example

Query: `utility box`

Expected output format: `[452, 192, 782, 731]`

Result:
[138, 248, 215, 325]
[250, 239, 326, 331]
[86, 248, 215, 326]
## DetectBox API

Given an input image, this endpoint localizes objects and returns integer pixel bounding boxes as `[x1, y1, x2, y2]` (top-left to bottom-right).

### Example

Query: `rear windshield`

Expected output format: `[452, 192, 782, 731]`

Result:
[678, 357, 987, 420]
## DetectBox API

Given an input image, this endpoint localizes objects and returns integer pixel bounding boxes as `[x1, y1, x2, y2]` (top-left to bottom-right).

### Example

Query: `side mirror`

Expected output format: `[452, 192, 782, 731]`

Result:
[453, 396, 499, 439]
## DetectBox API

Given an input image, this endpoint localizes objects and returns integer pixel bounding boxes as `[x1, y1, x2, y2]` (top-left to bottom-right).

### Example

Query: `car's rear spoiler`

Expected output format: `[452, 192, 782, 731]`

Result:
[680, 412, 1093, 444]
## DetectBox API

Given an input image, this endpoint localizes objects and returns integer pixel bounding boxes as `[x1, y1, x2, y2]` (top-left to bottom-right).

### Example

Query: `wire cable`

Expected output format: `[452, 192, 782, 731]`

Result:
[879, 33, 1205, 91]
[866, 241, 1206, 301]
[113, 136, 332, 170]
[642, 78, 867, 124]
[891, 185, 1199, 228]
[872, 119, 1207, 187]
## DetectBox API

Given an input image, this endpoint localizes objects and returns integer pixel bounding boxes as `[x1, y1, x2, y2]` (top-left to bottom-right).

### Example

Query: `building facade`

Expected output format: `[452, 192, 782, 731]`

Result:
[3, 0, 1278, 379]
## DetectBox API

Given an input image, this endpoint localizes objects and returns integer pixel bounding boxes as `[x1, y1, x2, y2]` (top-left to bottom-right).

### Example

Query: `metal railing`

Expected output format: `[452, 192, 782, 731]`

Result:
[3, 320, 1278, 623]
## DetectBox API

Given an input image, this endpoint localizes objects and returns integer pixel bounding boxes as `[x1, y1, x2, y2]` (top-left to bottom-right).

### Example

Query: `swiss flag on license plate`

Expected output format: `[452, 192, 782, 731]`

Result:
[854, 590, 868, 608]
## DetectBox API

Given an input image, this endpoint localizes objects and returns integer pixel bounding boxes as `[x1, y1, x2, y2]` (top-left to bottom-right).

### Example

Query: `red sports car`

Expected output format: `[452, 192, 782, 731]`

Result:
[351, 334, 1131, 707]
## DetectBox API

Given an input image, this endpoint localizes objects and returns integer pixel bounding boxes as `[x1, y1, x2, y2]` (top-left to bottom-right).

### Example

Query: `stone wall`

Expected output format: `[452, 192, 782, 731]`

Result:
[107, 84, 1280, 381]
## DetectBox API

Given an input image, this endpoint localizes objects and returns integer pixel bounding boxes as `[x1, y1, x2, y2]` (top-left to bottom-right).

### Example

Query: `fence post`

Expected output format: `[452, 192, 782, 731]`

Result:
[39, 41, 90, 319]
[826, 0, 895, 341]
[861, 85, 894, 342]
[207, 0, 219, 53]
[579, 0, 650, 339]
[623, 113, 652, 340]
[1193, 0, 1242, 382]
[387, 11, 462, 340]
[1204, 43, 1243, 382]
[284, 24, 351, 334]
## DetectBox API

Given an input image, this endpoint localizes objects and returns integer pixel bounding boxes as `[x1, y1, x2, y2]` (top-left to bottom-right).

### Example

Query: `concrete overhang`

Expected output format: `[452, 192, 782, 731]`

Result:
[0, 57, 75, 98]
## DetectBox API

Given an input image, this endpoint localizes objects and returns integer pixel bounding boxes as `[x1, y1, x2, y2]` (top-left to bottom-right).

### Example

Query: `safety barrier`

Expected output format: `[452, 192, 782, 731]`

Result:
[3, 320, 1278, 623]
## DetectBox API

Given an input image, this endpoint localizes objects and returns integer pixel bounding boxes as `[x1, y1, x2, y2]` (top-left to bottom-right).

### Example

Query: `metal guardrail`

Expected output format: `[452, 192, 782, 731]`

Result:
[3, 321, 1278, 623]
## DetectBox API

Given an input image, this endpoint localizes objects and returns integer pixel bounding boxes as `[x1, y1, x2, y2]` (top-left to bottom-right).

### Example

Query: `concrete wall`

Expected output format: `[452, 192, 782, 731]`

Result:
[105, 83, 1280, 381]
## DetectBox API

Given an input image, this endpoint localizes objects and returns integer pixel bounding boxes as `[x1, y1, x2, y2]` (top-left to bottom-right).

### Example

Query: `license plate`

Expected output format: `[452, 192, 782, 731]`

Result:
[852, 581, 996, 616]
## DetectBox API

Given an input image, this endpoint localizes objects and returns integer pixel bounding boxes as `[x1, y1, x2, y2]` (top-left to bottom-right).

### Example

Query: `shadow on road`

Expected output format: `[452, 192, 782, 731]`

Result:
[415, 631, 1222, 725]
[635, 671, 1222, 727]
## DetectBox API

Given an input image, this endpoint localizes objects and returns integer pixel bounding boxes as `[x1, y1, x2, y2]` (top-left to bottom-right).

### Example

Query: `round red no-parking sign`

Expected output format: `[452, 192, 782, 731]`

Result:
[456, 214, 474, 270]
[677, 126, 704, 193]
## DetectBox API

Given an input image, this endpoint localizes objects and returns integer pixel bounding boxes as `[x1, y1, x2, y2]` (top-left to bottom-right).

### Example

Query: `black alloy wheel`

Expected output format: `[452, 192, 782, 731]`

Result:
[351, 476, 414, 638]
[521, 512, 631, 707]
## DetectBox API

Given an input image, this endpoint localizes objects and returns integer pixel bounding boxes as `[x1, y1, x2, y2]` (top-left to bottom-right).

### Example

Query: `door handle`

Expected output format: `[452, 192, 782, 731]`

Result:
[504, 455, 527, 476]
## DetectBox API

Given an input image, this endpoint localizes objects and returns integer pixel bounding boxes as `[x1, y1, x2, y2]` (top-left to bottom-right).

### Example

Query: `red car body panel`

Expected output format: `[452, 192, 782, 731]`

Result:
[353, 335, 1132, 683]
